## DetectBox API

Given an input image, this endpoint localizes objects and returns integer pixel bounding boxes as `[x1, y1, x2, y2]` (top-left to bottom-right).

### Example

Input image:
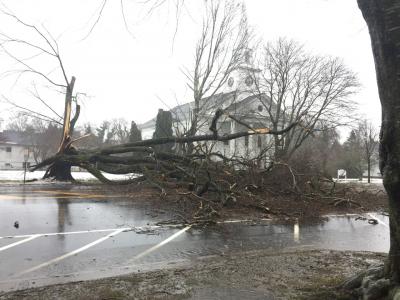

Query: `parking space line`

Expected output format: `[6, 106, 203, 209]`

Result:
[0, 195, 122, 200]
[0, 235, 40, 252]
[129, 226, 191, 262]
[217, 218, 271, 224]
[18, 228, 129, 276]
[0, 219, 272, 241]
[31, 190, 124, 198]
[0, 219, 279, 241]
[31, 190, 100, 196]
[0, 226, 159, 240]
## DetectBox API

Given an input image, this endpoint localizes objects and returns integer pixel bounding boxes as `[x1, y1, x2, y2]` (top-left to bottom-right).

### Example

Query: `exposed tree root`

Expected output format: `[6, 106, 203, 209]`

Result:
[340, 264, 400, 300]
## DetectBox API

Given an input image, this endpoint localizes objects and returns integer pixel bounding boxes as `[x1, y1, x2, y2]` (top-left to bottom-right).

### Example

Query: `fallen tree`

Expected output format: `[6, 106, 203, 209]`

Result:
[29, 109, 304, 221]
[31, 109, 298, 185]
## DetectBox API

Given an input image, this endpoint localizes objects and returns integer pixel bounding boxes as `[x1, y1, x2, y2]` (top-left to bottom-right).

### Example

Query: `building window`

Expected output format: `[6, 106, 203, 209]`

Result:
[258, 105, 263, 112]
[22, 162, 30, 168]
[257, 136, 262, 148]
[277, 137, 285, 149]
[244, 135, 249, 147]
[245, 75, 254, 87]
[244, 49, 252, 64]
[5, 163, 11, 168]
[6, 147, 12, 152]
[220, 121, 231, 146]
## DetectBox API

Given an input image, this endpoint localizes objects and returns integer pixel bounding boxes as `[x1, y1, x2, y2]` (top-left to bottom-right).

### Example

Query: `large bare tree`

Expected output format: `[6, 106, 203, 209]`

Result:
[359, 0, 400, 288]
[252, 38, 359, 161]
[358, 120, 378, 183]
[340, 0, 400, 298]
[0, 10, 80, 180]
[181, 0, 250, 152]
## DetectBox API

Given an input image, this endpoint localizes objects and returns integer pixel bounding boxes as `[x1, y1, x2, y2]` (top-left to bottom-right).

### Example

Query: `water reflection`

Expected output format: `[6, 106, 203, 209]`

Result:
[57, 198, 72, 239]
[21, 186, 27, 205]
[188, 215, 389, 255]
[294, 220, 300, 243]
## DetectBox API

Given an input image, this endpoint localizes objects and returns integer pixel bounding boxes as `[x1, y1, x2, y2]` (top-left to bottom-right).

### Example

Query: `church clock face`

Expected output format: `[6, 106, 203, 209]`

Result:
[245, 75, 254, 87]
[228, 77, 234, 87]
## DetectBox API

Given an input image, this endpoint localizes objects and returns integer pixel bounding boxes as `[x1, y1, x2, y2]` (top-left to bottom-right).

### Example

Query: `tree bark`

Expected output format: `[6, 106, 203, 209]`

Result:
[368, 157, 371, 183]
[358, 0, 400, 281]
[43, 76, 76, 181]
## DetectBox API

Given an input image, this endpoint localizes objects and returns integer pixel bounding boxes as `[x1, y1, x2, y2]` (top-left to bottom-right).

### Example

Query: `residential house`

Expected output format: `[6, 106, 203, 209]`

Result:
[0, 130, 35, 170]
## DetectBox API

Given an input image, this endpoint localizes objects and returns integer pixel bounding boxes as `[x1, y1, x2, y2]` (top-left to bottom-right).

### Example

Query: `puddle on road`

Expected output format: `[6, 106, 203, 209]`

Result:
[186, 213, 389, 255]
[0, 187, 170, 237]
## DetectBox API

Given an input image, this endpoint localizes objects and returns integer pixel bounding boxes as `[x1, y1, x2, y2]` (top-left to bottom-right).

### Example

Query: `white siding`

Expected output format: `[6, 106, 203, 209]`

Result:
[0, 143, 35, 170]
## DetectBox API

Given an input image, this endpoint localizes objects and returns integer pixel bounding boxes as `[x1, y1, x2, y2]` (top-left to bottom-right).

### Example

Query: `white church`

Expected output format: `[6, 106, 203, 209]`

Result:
[140, 50, 275, 162]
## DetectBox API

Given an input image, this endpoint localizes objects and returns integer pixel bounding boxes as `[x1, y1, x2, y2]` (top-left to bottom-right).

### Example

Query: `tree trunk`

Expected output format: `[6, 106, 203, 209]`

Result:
[43, 76, 76, 181]
[187, 98, 200, 154]
[358, 0, 400, 281]
[367, 157, 371, 183]
[44, 160, 74, 181]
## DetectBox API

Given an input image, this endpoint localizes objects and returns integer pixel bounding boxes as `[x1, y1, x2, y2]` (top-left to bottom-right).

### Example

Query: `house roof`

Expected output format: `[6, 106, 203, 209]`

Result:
[0, 130, 33, 146]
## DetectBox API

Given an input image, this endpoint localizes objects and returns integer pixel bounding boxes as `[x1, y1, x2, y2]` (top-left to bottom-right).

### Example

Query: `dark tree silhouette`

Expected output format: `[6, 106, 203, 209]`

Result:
[342, 0, 400, 298]
[153, 109, 173, 152]
[129, 121, 142, 143]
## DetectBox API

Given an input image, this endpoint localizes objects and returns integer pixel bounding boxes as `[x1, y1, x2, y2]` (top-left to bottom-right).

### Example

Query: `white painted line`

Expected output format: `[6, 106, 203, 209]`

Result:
[129, 226, 191, 262]
[0, 235, 40, 252]
[324, 213, 361, 218]
[217, 218, 271, 224]
[0, 226, 160, 240]
[0, 229, 120, 240]
[0, 219, 269, 241]
[18, 228, 128, 276]
[367, 213, 389, 228]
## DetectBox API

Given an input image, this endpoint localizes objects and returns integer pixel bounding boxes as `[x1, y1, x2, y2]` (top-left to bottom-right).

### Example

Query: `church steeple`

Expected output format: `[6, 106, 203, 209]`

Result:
[224, 48, 260, 93]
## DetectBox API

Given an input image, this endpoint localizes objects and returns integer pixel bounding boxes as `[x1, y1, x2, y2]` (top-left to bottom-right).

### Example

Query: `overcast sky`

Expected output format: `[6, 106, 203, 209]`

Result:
[0, 0, 380, 136]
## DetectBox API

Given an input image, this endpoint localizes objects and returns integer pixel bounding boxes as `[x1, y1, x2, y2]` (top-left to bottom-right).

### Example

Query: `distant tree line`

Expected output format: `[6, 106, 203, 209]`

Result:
[4, 114, 144, 163]
[6, 110, 378, 180]
[291, 120, 378, 181]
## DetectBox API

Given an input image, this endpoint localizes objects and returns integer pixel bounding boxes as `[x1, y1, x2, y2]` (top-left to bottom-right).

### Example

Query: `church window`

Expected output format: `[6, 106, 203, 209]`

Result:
[257, 136, 262, 148]
[245, 75, 254, 87]
[244, 50, 252, 64]
[228, 77, 234, 87]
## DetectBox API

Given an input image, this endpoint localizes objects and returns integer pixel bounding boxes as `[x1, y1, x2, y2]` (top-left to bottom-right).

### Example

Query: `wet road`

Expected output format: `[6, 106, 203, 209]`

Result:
[0, 184, 390, 293]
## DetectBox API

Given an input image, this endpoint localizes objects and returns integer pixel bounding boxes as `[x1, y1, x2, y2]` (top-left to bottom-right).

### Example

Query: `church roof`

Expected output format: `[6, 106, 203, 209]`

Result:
[139, 91, 272, 130]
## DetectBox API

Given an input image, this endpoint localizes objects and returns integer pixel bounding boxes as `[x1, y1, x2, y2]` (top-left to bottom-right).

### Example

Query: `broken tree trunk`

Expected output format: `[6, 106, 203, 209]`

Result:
[43, 76, 79, 181]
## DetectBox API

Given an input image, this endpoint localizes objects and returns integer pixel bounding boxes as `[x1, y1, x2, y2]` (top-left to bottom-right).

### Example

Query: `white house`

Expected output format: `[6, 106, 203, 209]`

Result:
[0, 131, 36, 170]
[140, 50, 276, 162]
